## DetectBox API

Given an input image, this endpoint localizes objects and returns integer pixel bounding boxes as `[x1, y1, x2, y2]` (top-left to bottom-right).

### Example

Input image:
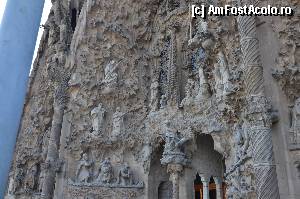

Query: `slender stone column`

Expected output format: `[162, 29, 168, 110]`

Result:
[0, 0, 44, 197]
[200, 175, 210, 199]
[237, 1, 280, 199]
[167, 164, 183, 199]
[41, 74, 69, 199]
[213, 177, 223, 199]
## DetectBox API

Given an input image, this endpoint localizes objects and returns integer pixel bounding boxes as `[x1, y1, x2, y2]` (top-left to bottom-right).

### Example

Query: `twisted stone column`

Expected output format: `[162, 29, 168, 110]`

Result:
[167, 164, 183, 199]
[237, 1, 280, 198]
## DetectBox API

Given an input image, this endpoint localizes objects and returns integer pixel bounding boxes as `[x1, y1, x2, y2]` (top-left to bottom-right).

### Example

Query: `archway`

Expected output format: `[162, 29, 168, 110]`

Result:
[189, 134, 226, 199]
[158, 181, 172, 199]
[147, 142, 171, 199]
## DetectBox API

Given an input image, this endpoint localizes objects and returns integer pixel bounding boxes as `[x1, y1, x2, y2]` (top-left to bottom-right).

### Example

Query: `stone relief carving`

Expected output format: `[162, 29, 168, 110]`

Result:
[160, 120, 190, 165]
[214, 51, 235, 97]
[100, 60, 120, 94]
[289, 97, 300, 149]
[76, 153, 93, 183]
[160, 94, 167, 109]
[24, 163, 38, 192]
[135, 141, 152, 173]
[117, 162, 133, 186]
[150, 80, 159, 111]
[13, 164, 25, 193]
[70, 157, 144, 189]
[225, 164, 255, 199]
[233, 122, 250, 164]
[91, 103, 106, 136]
[188, 18, 214, 51]
[97, 158, 113, 184]
[180, 78, 195, 107]
[111, 107, 125, 141]
[196, 50, 210, 100]
[7, 0, 298, 198]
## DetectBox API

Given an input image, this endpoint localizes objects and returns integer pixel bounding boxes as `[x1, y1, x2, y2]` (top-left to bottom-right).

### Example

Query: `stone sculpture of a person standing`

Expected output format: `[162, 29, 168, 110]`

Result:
[111, 107, 125, 140]
[76, 153, 93, 183]
[91, 103, 106, 136]
[118, 162, 133, 186]
[290, 97, 300, 144]
[97, 158, 113, 184]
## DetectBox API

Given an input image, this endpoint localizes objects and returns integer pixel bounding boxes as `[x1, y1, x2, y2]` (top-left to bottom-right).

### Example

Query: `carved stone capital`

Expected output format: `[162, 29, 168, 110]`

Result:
[167, 164, 183, 175]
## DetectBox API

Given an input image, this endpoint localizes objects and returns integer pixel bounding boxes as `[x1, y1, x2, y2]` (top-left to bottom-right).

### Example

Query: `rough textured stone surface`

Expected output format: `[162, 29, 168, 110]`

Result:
[4, 0, 300, 198]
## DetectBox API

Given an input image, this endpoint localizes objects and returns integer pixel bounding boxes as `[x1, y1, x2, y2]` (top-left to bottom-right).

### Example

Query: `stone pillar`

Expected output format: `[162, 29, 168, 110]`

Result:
[213, 177, 223, 199]
[41, 75, 69, 199]
[237, 1, 280, 199]
[0, 0, 44, 197]
[200, 175, 210, 199]
[167, 164, 183, 199]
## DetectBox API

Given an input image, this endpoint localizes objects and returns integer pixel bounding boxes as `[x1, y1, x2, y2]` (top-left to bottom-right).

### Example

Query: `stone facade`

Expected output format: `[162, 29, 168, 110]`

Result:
[4, 0, 300, 199]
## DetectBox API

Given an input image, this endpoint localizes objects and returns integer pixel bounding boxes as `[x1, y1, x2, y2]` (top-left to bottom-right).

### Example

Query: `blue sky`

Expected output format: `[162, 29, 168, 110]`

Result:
[0, 0, 52, 70]
[0, 0, 7, 24]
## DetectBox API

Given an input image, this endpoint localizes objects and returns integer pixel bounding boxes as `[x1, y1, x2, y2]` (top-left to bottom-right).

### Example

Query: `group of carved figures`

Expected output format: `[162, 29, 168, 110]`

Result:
[187, 17, 236, 100]
[91, 103, 125, 140]
[149, 17, 236, 111]
[75, 154, 141, 187]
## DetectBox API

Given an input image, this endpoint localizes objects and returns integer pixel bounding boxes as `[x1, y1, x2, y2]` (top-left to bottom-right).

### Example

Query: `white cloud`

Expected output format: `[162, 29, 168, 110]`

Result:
[0, 0, 8, 24]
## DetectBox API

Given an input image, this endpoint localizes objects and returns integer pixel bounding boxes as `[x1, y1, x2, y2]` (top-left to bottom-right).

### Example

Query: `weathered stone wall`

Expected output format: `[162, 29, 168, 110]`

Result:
[4, 0, 300, 199]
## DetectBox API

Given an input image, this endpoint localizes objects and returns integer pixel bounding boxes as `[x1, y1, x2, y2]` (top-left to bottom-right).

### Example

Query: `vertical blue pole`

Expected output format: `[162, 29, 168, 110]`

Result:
[0, 0, 45, 197]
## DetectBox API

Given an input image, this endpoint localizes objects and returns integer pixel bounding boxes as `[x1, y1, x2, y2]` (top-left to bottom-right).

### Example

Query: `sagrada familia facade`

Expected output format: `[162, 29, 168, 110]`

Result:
[4, 0, 300, 198]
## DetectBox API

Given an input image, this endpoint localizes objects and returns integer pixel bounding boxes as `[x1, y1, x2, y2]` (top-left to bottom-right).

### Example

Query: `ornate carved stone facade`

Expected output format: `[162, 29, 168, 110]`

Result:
[4, 0, 300, 199]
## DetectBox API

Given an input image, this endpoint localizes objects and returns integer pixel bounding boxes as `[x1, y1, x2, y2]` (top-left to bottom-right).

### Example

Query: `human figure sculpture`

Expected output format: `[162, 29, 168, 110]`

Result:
[161, 120, 190, 165]
[188, 18, 214, 51]
[118, 162, 133, 186]
[233, 122, 249, 164]
[24, 164, 38, 191]
[214, 51, 235, 97]
[290, 97, 300, 145]
[102, 60, 118, 86]
[150, 80, 159, 111]
[76, 153, 93, 183]
[91, 103, 106, 136]
[111, 107, 125, 140]
[197, 64, 210, 100]
[97, 158, 113, 184]
[180, 78, 194, 107]
[160, 94, 167, 109]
